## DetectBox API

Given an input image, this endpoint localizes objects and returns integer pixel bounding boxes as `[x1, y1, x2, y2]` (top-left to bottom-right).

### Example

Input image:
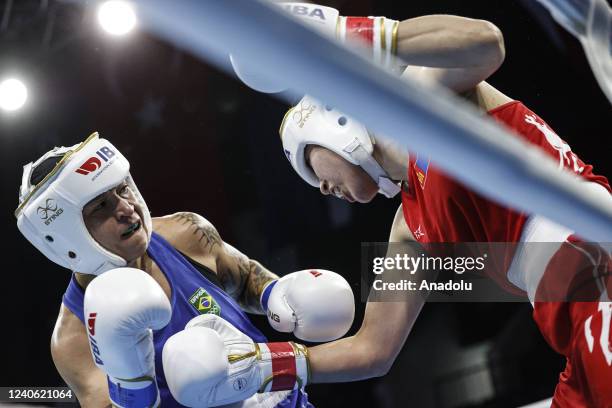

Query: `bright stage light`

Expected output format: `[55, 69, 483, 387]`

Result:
[0, 78, 28, 112]
[97, 1, 137, 36]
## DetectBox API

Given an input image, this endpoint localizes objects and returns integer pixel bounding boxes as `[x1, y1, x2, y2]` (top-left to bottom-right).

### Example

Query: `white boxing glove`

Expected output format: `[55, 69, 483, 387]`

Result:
[229, 54, 289, 94]
[163, 314, 309, 408]
[230, 2, 401, 93]
[282, 2, 401, 69]
[261, 269, 355, 342]
[84, 267, 172, 408]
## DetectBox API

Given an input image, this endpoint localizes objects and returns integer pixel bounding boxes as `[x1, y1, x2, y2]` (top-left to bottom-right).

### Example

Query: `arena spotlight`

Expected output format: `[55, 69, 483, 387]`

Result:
[0, 78, 28, 112]
[97, 1, 137, 36]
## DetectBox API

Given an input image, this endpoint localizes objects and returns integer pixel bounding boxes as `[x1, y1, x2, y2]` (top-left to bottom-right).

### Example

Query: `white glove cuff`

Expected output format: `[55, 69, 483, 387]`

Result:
[260, 279, 278, 311]
[256, 342, 309, 393]
[337, 16, 401, 72]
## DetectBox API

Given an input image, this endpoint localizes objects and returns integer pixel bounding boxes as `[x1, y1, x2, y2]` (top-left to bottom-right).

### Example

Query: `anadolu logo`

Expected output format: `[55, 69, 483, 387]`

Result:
[75, 146, 116, 175]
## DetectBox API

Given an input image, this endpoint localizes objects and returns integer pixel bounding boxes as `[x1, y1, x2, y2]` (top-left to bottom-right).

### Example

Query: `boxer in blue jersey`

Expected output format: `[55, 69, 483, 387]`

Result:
[15, 133, 355, 407]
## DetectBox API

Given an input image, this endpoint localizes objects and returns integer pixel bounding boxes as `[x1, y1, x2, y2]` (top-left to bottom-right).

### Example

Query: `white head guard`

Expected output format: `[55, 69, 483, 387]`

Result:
[15, 132, 153, 276]
[280, 95, 400, 198]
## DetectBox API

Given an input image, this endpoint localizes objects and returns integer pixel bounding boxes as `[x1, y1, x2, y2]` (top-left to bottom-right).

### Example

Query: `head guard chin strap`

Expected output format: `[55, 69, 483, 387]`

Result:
[279, 95, 400, 198]
[15, 132, 153, 276]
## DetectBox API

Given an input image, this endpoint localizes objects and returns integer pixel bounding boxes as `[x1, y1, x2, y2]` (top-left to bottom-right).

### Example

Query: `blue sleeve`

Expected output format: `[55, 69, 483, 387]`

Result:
[62, 274, 85, 324]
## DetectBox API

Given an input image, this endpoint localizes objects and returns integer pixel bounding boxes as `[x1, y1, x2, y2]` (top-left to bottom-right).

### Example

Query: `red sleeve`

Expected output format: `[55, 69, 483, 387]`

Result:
[490, 102, 611, 194]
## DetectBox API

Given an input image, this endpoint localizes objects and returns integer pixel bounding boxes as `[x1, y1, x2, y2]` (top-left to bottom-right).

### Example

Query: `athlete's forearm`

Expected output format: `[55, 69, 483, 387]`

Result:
[307, 334, 388, 382]
[240, 259, 279, 314]
[216, 239, 279, 314]
[307, 298, 425, 383]
[395, 15, 504, 69]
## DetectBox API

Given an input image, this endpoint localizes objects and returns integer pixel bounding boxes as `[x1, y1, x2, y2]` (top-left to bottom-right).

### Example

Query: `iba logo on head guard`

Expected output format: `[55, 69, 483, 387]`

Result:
[37, 198, 64, 225]
[75, 146, 116, 175]
[75, 157, 102, 175]
[292, 101, 316, 128]
[189, 287, 221, 316]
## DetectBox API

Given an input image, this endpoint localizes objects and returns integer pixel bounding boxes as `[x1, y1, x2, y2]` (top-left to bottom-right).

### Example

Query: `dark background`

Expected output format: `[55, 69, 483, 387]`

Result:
[1, 0, 610, 407]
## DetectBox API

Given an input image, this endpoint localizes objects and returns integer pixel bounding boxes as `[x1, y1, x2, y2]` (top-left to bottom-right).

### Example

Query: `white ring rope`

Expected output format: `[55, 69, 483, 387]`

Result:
[536, 0, 612, 103]
[133, 0, 612, 241]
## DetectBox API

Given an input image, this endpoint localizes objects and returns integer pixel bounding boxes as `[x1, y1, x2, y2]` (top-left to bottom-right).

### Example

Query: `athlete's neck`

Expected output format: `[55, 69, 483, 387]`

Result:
[464, 82, 514, 112]
[128, 252, 153, 272]
[372, 134, 409, 182]
[75, 253, 153, 289]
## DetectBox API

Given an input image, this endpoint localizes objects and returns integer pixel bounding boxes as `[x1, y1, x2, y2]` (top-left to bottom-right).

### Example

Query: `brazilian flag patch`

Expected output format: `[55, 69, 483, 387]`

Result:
[188, 287, 221, 316]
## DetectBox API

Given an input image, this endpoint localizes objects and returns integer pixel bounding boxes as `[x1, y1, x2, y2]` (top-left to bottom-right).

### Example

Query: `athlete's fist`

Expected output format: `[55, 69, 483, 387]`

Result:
[229, 2, 339, 93]
[84, 267, 172, 408]
[163, 314, 309, 407]
[261, 269, 355, 342]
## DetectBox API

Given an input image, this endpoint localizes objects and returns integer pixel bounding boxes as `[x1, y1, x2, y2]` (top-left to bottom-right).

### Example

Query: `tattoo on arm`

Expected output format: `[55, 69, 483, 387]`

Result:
[172, 212, 222, 251]
[171, 212, 277, 314]
[240, 260, 278, 314]
[223, 249, 278, 314]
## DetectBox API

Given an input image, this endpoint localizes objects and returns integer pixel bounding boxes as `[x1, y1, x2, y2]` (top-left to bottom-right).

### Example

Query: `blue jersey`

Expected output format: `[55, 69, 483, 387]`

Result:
[63, 232, 311, 407]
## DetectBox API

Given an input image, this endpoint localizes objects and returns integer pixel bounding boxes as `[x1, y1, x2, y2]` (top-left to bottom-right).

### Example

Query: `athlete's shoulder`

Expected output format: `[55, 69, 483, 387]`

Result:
[152, 212, 222, 257]
[52, 303, 86, 356]
[390, 204, 415, 243]
[51, 303, 110, 406]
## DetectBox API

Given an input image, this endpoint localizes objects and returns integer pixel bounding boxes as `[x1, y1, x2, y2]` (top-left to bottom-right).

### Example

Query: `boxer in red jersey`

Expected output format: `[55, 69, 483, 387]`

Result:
[276, 11, 612, 408]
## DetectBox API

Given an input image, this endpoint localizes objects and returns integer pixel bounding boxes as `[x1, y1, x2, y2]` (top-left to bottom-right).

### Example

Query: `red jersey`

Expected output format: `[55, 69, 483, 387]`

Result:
[400, 100, 610, 290]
